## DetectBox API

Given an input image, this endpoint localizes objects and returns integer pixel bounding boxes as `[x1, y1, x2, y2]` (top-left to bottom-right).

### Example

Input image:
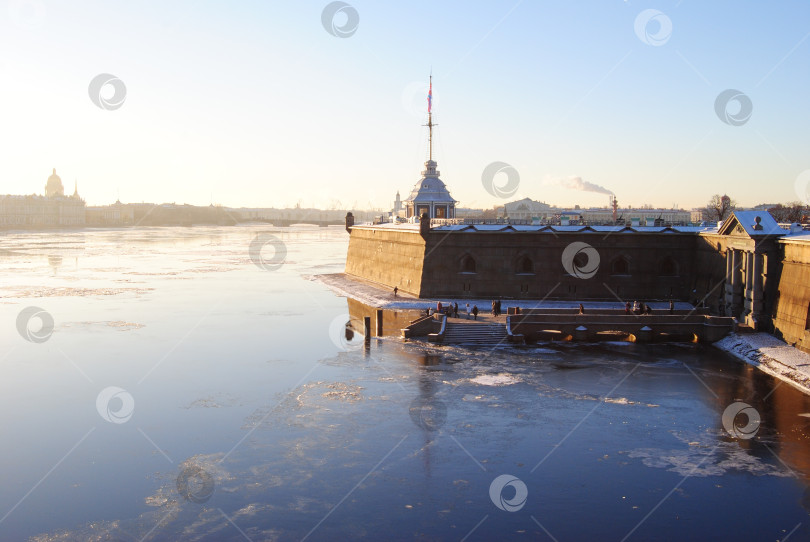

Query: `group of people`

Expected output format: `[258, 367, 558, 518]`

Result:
[426, 301, 481, 320]
[625, 300, 675, 315]
[491, 299, 502, 316]
[627, 301, 652, 315]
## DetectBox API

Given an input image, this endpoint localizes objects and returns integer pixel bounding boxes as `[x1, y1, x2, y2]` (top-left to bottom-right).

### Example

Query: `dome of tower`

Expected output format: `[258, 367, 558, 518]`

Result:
[45, 168, 64, 197]
[404, 160, 457, 204]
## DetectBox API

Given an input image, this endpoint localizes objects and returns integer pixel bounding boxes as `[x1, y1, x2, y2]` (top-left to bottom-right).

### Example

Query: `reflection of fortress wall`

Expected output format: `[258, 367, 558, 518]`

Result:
[772, 238, 810, 352]
[346, 298, 426, 337]
[344, 226, 427, 296]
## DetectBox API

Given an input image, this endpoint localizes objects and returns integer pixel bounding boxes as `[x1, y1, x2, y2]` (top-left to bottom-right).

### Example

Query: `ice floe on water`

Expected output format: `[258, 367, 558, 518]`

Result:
[603, 396, 659, 407]
[61, 320, 144, 331]
[0, 285, 153, 298]
[627, 434, 794, 478]
[470, 373, 520, 386]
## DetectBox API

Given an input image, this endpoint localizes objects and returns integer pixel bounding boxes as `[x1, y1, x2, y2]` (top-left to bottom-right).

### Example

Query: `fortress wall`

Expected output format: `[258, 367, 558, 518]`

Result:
[344, 227, 426, 296]
[343, 224, 810, 351]
[418, 231, 696, 300]
[772, 241, 810, 353]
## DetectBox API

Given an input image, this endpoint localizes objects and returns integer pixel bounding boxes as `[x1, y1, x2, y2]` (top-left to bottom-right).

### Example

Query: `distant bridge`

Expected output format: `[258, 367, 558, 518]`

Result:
[243, 218, 345, 227]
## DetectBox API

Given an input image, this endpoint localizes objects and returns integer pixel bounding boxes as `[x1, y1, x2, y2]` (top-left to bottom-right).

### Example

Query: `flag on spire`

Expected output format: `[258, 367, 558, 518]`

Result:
[427, 79, 432, 113]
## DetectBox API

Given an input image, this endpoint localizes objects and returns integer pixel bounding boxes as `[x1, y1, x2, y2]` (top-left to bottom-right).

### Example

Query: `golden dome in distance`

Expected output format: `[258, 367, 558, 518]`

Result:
[45, 168, 64, 197]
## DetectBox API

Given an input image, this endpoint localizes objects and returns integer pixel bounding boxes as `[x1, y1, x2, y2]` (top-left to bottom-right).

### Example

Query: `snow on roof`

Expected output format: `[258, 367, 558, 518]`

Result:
[673, 226, 718, 233]
[352, 223, 420, 231]
[723, 211, 783, 236]
[468, 224, 513, 231]
[356, 223, 723, 235]
[511, 225, 549, 232]
[779, 231, 810, 244]
[589, 226, 626, 233]
[434, 224, 470, 231]
[549, 225, 587, 232]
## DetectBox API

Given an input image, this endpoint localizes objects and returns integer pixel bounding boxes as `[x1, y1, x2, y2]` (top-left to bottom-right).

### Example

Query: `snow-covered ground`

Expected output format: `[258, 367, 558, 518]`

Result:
[714, 332, 810, 395]
[309, 272, 693, 311]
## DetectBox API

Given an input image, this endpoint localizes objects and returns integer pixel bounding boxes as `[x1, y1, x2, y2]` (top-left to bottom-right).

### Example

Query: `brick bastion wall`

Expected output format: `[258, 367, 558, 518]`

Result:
[343, 221, 810, 354]
[344, 226, 427, 297]
[772, 239, 810, 352]
[345, 225, 697, 301]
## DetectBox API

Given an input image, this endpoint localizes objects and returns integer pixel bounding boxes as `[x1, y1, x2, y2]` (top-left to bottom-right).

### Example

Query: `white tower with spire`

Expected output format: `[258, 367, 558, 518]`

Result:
[403, 75, 457, 220]
[393, 190, 402, 216]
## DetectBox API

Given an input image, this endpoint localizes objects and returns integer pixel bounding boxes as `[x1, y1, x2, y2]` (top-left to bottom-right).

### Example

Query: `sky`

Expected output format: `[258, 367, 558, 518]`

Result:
[0, 0, 808, 210]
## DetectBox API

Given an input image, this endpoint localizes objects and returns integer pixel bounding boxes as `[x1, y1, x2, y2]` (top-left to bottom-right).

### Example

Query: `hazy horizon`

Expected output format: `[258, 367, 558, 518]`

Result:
[1, 1, 808, 210]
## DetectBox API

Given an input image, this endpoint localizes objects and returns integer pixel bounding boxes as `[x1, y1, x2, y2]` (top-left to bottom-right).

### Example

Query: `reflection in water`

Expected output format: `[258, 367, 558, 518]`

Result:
[347, 297, 425, 338]
[803, 486, 810, 515]
[416, 353, 441, 366]
[47, 254, 62, 271]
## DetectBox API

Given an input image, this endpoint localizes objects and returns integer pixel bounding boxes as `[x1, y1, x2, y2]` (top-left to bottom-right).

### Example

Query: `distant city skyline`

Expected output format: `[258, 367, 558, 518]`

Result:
[1, 1, 808, 210]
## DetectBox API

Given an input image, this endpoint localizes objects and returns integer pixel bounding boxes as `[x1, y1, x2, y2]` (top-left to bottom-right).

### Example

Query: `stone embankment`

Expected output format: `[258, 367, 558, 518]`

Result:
[714, 332, 810, 395]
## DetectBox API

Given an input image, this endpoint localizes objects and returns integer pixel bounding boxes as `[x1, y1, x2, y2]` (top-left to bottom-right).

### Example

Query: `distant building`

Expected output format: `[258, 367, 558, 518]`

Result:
[85, 200, 135, 226]
[691, 208, 708, 223]
[45, 168, 64, 197]
[454, 207, 488, 218]
[393, 191, 402, 217]
[504, 198, 553, 221]
[0, 169, 85, 227]
[575, 207, 690, 226]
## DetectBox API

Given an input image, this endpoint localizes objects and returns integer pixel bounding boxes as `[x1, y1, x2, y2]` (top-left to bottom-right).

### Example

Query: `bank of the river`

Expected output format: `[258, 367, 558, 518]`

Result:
[714, 332, 810, 395]
[311, 272, 693, 311]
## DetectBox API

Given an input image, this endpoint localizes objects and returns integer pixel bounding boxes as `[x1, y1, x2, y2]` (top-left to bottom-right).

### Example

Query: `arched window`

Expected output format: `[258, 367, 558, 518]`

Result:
[516, 255, 534, 274]
[611, 256, 629, 275]
[460, 254, 476, 273]
[658, 257, 678, 276]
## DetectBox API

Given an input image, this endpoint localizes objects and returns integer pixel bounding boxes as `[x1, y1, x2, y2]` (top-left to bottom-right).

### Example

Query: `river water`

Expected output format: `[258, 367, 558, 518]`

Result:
[1, 225, 809, 541]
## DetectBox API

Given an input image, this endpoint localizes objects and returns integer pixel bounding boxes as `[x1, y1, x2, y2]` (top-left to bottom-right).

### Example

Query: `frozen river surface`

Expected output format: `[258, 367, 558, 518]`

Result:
[1, 225, 809, 541]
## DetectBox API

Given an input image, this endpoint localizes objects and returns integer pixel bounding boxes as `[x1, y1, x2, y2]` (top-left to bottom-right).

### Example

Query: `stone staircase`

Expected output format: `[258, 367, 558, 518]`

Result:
[442, 321, 509, 347]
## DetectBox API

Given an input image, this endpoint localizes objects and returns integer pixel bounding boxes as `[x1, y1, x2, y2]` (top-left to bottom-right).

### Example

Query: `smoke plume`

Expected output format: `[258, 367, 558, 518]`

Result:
[560, 176, 614, 196]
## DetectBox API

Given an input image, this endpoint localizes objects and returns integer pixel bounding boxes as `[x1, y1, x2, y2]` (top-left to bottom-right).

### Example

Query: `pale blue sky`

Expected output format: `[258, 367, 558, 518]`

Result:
[1, 0, 808, 209]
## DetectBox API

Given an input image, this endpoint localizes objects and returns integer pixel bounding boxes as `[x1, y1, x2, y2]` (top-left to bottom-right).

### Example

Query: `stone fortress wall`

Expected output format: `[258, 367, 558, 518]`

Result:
[772, 239, 810, 352]
[418, 230, 696, 302]
[344, 226, 427, 297]
[344, 214, 810, 353]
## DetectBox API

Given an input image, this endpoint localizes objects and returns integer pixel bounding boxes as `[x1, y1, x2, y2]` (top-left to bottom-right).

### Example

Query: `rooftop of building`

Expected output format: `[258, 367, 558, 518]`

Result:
[352, 211, 810, 239]
[403, 159, 457, 204]
[717, 210, 784, 236]
[778, 231, 810, 245]
[351, 222, 719, 234]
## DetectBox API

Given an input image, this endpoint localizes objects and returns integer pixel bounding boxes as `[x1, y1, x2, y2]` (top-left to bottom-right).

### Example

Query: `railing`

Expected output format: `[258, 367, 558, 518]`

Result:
[401, 314, 441, 339]
[505, 316, 524, 344]
[428, 218, 696, 227]
[428, 314, 447, 343]
[509, 313, 735, 342]
[430, 218, 536, 226]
